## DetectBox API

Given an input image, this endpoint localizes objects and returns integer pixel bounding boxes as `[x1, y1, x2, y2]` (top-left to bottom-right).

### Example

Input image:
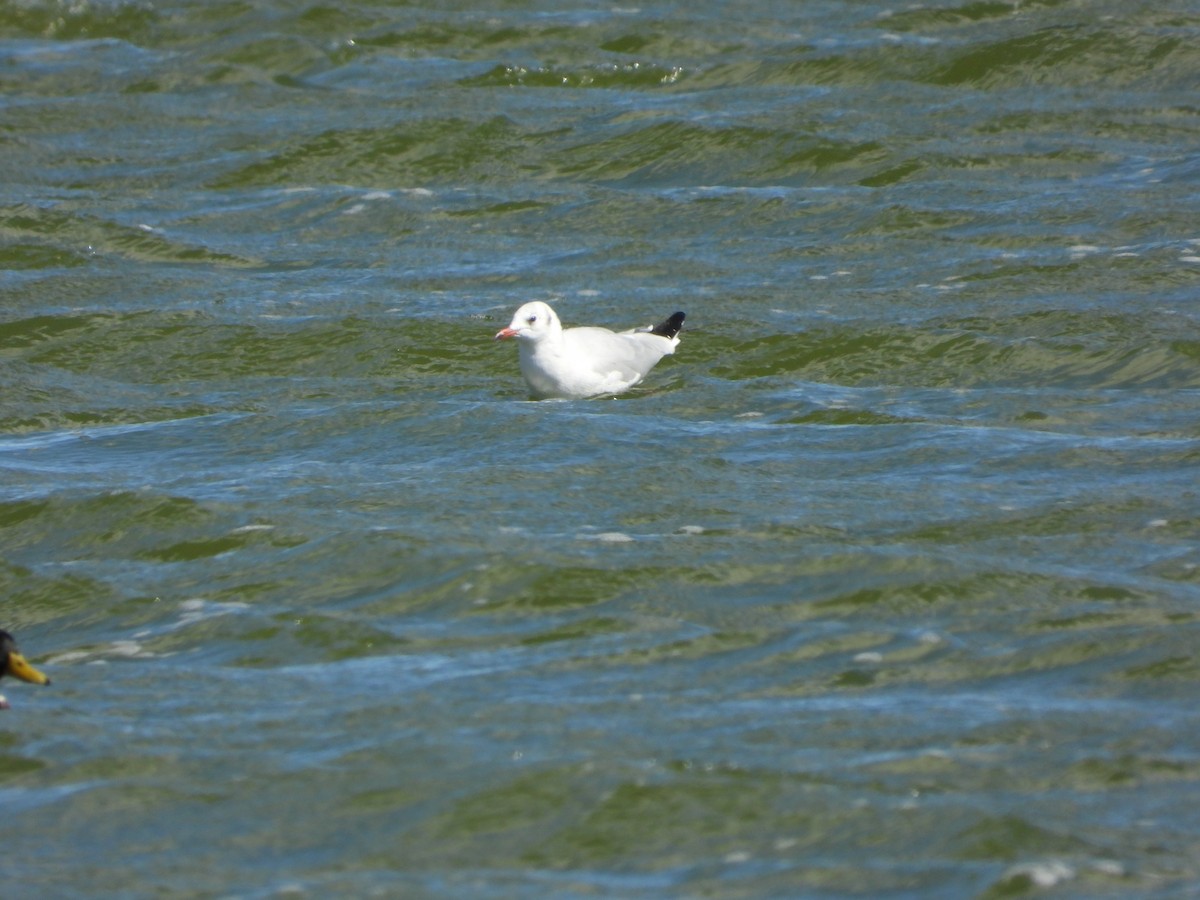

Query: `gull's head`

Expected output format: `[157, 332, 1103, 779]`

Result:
[494, 301, 560, 342]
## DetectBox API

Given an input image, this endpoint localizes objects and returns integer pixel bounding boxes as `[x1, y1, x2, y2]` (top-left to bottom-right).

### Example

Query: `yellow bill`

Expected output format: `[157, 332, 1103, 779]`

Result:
[6, 650, 50, 686]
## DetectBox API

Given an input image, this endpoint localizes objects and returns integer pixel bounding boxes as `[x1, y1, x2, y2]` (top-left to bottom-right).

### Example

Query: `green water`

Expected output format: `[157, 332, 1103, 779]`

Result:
[2, 0, 1200, 896]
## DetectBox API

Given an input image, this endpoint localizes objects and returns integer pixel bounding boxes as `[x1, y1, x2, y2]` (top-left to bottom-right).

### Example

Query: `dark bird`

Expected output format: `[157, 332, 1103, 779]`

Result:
[0, 630, 50, 710]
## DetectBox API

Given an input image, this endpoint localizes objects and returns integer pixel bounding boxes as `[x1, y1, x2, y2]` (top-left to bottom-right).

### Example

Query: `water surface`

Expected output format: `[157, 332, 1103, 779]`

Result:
[2, 0, 1200, 896]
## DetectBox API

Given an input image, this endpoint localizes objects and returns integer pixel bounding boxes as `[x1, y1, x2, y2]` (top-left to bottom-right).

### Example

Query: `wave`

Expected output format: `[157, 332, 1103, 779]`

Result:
[706, 311, 1200, 390]
[214, 113, 889, 190]
[0, 203, 262, 268]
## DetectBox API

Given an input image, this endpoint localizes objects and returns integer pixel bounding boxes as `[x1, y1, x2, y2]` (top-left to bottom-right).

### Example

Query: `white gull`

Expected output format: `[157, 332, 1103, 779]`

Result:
[495, 301, 685, 399]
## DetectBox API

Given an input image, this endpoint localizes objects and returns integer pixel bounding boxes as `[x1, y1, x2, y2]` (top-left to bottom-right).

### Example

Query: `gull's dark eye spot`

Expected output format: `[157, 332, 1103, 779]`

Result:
[527, 315, 537, 325]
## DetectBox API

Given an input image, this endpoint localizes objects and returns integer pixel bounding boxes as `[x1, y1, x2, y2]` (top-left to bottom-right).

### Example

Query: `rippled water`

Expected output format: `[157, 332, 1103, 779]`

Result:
[3, 0, 1200, 895]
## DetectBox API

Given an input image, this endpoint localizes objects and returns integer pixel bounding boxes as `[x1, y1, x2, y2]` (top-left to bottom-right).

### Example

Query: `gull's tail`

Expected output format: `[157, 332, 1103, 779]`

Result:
[649, 311, 685, 340]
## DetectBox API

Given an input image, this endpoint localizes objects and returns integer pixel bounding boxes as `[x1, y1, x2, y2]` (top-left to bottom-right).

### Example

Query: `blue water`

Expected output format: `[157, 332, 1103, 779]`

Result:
[2, 0, 1200, 896]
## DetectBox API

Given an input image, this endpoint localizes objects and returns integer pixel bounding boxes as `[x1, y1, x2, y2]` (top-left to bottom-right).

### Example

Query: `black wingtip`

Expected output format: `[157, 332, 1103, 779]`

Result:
[650, 311, 685, 339]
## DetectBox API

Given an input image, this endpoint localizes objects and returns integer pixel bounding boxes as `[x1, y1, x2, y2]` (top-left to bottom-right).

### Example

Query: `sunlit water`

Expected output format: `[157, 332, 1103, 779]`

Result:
[2, 0, 1200, 896]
